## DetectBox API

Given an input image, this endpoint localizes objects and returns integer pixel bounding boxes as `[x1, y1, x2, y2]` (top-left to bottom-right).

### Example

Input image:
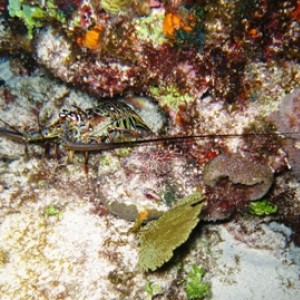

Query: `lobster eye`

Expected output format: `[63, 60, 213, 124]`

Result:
[59, 109, 69, 118]
[69, 112, 79, 122]
[41, 128, 50, 136]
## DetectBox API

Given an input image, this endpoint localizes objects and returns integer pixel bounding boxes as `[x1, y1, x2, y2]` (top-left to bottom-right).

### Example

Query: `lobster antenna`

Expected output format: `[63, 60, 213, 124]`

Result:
[0, 118, 23, 135]
[72, 105, 88, 117]
[61, 131, 300, 152]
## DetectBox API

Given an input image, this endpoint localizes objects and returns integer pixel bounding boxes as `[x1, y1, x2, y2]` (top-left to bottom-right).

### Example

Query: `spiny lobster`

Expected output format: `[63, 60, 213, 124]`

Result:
[0, 100, 298, 164]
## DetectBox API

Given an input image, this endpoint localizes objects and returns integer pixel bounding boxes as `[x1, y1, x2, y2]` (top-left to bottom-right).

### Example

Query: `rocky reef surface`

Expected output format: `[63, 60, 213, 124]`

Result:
[0, 0, 300, 299]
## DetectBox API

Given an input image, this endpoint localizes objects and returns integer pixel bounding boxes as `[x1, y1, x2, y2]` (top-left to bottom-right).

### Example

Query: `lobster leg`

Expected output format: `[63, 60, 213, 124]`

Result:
[84, 151, 89, 175]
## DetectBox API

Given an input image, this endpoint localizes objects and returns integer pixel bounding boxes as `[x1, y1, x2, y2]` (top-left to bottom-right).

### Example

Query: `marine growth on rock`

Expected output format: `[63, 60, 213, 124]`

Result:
[0, 2, 300, 297]
[268, 88, 300, 180]
[203, 153, 274, 221]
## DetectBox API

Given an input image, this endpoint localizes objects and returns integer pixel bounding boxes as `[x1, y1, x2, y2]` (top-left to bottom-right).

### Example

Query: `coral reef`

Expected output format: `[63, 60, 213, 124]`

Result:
[35, 27, 138, 98]
[269, 179, 300, 246]
[1, 0, 300, 298]
[2, 0, 299, 109]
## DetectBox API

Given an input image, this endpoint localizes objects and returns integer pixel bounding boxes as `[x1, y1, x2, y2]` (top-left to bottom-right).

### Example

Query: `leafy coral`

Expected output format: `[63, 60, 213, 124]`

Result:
[202, 153, 275, 221]
[138, 192, 205, 272]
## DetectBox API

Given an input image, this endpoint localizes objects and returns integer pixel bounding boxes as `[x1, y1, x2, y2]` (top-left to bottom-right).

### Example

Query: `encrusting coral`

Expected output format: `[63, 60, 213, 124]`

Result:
[203, 153, 274, 201]
[268, 88, 300, 180]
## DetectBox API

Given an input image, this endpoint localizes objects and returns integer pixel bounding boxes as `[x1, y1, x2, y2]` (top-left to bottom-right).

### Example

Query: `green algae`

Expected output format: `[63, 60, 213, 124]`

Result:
[44, 205, 62, 218]
[9, 0, 45, 39]
[145, 280, 162, 298]
[149, 84, 194, 110]
[185, 265, 211, 300]
[138, 193, 205, 272]
[250, 199, 277, 216]
[134, 10, 168, 46]
[100, 0, 131, 14]
[8, 0, 65, 39]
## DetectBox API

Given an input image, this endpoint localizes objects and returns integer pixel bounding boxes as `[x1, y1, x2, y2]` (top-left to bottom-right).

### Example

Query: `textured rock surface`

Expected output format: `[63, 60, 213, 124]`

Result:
[203, 153, 274, 200]
[268, 88, 300, 180]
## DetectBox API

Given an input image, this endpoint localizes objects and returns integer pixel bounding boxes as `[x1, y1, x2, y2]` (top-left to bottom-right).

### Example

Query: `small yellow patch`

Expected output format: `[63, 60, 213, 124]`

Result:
[129, 210, 150, 233]
[163, 12, 194, 38]
[77, 25, 104, 49]
[138, 210, 150, 222]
